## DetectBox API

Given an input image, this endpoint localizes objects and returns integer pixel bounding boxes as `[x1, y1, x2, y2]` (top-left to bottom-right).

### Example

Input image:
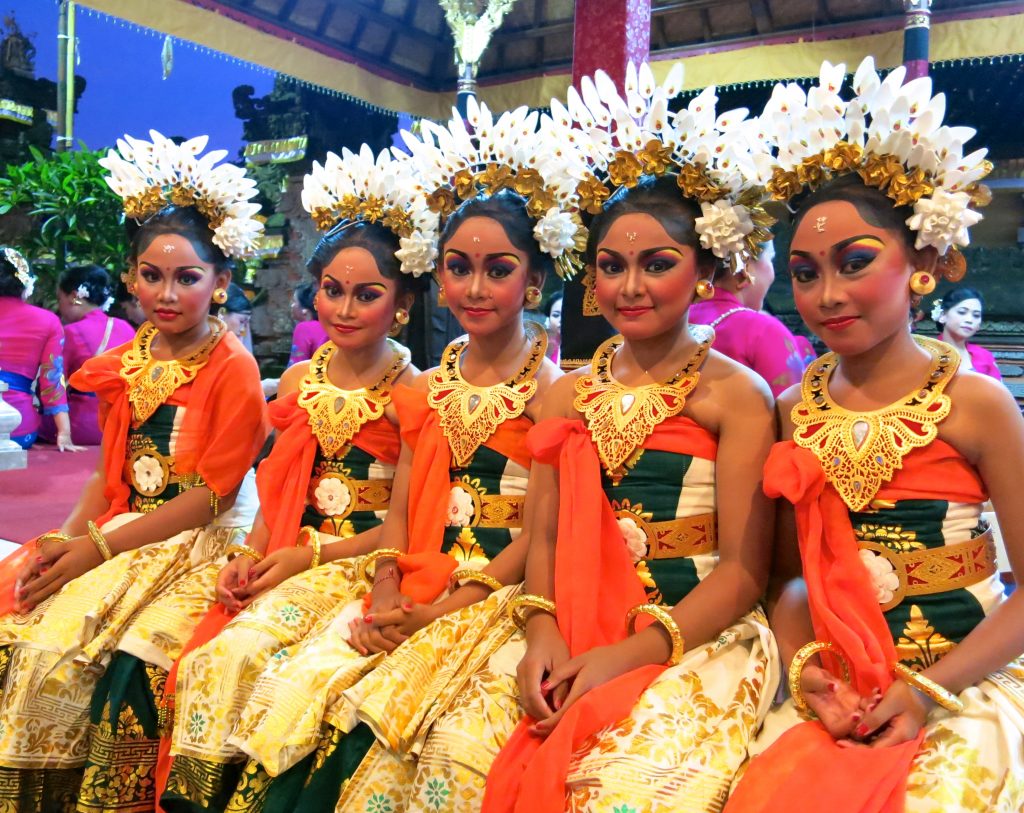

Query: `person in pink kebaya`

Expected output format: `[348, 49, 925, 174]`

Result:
[690, 239, 806, 396]
[288, 280, 329, 365]
[932, 286, 1002, 380]
[41, 264, 136, 445]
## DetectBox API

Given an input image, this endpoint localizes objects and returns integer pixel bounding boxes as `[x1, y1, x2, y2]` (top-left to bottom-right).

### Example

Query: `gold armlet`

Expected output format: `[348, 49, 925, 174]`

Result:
[209, 489, 220, 518]
[225, 541, 264, 564]
[508, 594, 556, 630]
[86, 521, 113, 561]
[297, 526, 322, 570]
[449, 568, 503, 593]
[625, 604, 685, 667]
[358, 548, 404, 585]
[788, 641, 851, 719]
[893, 663, 964, 714]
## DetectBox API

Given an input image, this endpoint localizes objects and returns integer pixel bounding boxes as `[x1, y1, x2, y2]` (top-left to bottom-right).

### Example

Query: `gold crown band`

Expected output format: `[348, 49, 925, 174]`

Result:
[788, 641, 852, 719]
[297, 526, 322, 570]
[86, 521, 113, 561]
[449, 568, 503, 594]
[508, 594, 556, 630]
[626, 604, 685, 667]
[358, 548, 404, 585]
[893, 662, 965, 714]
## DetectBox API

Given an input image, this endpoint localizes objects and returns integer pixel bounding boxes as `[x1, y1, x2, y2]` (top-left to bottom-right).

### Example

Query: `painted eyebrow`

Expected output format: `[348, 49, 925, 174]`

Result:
[443, 248, 521, 261]
[597, 246, 683, 260]
[138, 261, 207, 272]
[833, 234, 886, 251]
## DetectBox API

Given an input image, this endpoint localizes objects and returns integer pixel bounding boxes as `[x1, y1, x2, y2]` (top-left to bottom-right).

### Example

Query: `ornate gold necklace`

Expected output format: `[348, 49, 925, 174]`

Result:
[575, 325, 714, 484]
[427, 320, 547, 467]
[791, 336, 958, 512]
[120, 317, 225, 426]
[297, 339, 410, 458]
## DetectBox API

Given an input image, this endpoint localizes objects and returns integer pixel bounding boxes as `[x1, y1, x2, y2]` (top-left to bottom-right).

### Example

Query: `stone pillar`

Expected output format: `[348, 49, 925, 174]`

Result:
[0, 382, 27, 471]
[560, 0, 652, 369]
[902, 0, 932, 82]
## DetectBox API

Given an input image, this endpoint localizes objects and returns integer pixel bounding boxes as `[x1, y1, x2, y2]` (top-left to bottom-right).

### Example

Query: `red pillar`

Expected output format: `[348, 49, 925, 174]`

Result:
[572, 0, 651, 90]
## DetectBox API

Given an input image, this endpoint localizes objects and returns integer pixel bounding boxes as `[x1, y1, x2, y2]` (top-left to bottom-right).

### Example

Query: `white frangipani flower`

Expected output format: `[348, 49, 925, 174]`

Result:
[695, 201, 754, 261]
[906, 189, 982, 253]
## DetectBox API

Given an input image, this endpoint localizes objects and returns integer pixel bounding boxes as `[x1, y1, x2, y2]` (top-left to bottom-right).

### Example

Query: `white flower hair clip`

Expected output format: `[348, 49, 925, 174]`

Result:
[930, 299, 946, 322]
[398, 97, 589, 279]
[302, 144, 440, 278]
[99, 130, 264, 260]
[550, 61, 774, 273]
[2, 247, 34, 299]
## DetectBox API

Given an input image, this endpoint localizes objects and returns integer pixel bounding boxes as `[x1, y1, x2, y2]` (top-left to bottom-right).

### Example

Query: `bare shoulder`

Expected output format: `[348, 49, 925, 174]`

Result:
[944, 370, 1022, 434]
[700, 350, 773, 411]
[539, 368, 586, 420]
[534, 357, 563, 397]
[277, 360, 311, 398]
[393, 362, 421, 387]
[407, 367, 435, 393]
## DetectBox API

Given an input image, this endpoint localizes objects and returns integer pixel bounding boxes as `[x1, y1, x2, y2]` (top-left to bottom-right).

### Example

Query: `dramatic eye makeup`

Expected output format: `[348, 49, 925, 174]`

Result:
[596, 246, 683, 275]
[644, 249, 683, 273]
[835, 235, 885, 273]
[355, 282, 388, 302]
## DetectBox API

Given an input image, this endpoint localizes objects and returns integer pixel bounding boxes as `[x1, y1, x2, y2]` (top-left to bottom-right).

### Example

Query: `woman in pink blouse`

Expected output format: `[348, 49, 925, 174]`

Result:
[0, 248, 76, 450]
[287, 280, 328, 365]
[42, 264, 136, 445]
[932, 286, 1003, 380]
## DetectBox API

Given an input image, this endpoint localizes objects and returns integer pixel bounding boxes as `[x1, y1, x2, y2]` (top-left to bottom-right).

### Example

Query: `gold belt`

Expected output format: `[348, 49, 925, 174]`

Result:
[349, 478, 393, 512]
[449, 481, 525, 529]
[859, 530, 997, 612]
[616, 510, 718, 560]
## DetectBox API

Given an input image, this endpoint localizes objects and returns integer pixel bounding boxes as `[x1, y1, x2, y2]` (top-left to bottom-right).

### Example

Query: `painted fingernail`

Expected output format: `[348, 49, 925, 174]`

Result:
[554, 698, 562, 711]
[35, 557, 43, 563]
[855, 724, 869, 737]
[40, 567, 48, 574]
[540, 681, 551, 692]
[851, 712, 862, 723]
[363, 614, 373, 624]
[240, 580, 247, 587]
[868, 701, 879, 712]
[402, 602, 413, 611]
[828, 682, 837, 692]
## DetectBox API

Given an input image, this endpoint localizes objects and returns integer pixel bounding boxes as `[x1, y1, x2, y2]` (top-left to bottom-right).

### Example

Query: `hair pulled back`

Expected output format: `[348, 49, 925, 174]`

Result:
[0, 248, 27, 298]
[307, 220, 426, 295]
[938, 286, 984, 314]
[128, 205, 232, 274]
[59, 264, 114, 306]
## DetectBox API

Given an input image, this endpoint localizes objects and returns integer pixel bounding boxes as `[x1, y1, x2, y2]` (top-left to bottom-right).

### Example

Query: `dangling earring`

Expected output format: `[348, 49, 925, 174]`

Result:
[524, 286, 542, 309]
[695, 279, 714, 300]
[582, 266, 600, 316]
[121, 269, 138, 296]
[212, 287, 228, 305]
[909, 271, 936, 296]
[390, 308, 410, 336]
[437, 286, 447, 308]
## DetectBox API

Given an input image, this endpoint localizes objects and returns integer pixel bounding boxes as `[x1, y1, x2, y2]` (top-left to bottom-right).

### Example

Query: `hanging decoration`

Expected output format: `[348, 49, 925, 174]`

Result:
[438, 0, 518, 97]
[161, 34, 173, 80]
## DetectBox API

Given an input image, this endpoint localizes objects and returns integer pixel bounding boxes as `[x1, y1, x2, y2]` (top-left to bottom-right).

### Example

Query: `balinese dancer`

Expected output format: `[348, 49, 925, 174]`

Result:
[727, 58, 1024, 813]
[163, 99, 584, 813]
[159, 145, 432, 811]
[343, 62, 779, 813]
[0, 131, 268, 812]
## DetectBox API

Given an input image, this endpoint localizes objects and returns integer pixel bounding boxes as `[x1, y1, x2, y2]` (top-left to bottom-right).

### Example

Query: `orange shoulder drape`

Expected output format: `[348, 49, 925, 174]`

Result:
[724, 439, 987, 813]
[483, 415, 718, 813]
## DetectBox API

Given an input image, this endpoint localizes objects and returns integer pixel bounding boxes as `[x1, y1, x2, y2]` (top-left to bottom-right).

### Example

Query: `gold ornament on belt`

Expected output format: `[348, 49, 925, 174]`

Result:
[575, 325, 713, 484]
[297, 339, 410, 459]
[427, 320, 547, 467]
[791, 336, 958, 512]
[120, 317, 225, 426]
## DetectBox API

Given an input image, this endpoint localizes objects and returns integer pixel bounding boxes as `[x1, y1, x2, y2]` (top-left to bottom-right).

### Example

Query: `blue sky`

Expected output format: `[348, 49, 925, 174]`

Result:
[6, 0, 275, 157]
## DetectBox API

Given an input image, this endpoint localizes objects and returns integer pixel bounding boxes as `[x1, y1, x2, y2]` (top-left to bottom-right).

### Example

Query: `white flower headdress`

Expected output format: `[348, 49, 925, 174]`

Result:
[301, 144, 439, 278]
[398, 97, 589, 279]
[755, 57, 990, 274]
[550, 61, 775, 273]
[2, 246, 34, 299]
[99, 130, 264, 260]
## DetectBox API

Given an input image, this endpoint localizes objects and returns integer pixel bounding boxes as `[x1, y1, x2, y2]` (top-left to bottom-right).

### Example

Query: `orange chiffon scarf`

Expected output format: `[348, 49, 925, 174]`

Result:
[724, 439, 987, 813]
[482, 415, 718, 813]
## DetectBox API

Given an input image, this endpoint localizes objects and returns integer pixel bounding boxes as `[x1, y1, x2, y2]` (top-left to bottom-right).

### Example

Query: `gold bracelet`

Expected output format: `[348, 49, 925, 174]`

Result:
[209, 489, 220, 518]
[297, 526, 322, 570]
[625, 604, 685, 667]
[893, 662, 964, 714]
[449, 568, 503, 593]
[508, 594, 556, 630]
[36, 530, 71, 546]
[225, 541, 264, 564]
[788, 641, 851, 719]
[86, 521, 113, 561]
[358, 548, 404, 585]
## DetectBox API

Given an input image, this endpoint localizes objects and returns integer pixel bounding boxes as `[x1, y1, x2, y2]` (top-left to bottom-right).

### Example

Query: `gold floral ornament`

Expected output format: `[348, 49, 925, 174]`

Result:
[99, 130, 264, 260]
[550, 61, 775, 274]
[301, 145, 440, 278]
[754, 57, 992, 264]
[398, 96, 590, 280]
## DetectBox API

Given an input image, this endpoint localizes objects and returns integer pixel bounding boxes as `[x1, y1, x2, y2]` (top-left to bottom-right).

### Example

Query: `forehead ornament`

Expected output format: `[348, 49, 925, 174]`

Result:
[472, 236, 481, 244]
[815, 217, 827, 233]
[626, 232, 638, 243]
[162, 243, 175, 253]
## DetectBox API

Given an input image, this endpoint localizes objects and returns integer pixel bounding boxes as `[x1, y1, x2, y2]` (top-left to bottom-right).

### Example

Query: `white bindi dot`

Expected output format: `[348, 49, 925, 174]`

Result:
[162, 244, 175, 253]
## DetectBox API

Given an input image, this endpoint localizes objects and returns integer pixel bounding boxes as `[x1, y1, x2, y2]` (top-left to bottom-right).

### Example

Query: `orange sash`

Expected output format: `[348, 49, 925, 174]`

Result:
[389, 384, 533, 604]
[724, 439, 987, 813]
[483, 415, 718, 813]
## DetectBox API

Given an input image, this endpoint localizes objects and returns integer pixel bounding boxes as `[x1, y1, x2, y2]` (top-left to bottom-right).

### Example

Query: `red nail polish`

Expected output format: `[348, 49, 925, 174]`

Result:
[240, 580, 247, 587]
[852, 712, 862, 723]
[540, 681, 551, 692]
[855, 724, 869, 738]
[554, 698, 562, 711]
[363, 614, 373, 624]
[828, 682, 837, 692]
[36, 557, 43, 563]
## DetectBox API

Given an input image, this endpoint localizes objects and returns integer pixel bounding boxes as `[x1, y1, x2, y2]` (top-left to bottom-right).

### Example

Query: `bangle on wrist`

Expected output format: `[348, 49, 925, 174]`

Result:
[226, 541, 264, 564]
[86, 521, 113, 561]
[788, 641, 851, 719]
[297, 526, 322, 570]
[358, 548, 403, 585]
[508, 594, 556, 630]
[893, 663, 964, 714]
[625, 603, 685, 667]
[449, 568, 503, 594]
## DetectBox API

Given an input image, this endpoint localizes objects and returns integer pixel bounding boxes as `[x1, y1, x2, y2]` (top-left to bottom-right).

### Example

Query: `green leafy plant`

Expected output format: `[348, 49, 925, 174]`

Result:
[0, 145, 129, 305]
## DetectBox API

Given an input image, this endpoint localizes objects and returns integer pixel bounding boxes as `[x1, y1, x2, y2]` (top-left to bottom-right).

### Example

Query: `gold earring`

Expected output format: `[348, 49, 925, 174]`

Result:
[582, 266, 600, 316]
[909, 271, 936, 296]
[394, 308, 410, 326]
[121, 269, 138, 295]
[524, 286, 542, 309]
[212, 287, 228, 305]
[695, 279, 714, 299]
[437, 286, 447, 308]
